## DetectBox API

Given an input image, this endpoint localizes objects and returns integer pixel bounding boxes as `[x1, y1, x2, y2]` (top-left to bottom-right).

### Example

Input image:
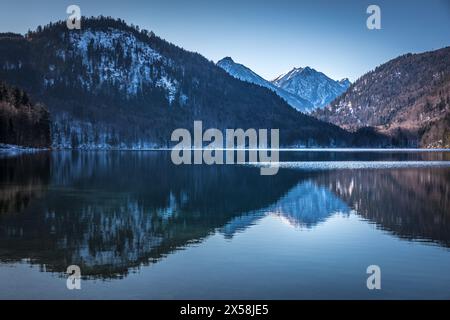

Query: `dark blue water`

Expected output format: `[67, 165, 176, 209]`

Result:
[0, 150, 449, 299]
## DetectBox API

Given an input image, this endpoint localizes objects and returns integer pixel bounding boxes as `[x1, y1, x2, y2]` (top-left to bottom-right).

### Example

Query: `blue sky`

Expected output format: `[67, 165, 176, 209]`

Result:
[0, 0, 449, 81]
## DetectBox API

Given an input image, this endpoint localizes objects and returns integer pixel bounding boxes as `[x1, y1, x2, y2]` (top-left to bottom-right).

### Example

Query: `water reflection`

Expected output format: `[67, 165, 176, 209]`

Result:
[315, 168, 450, 246]
[221, 181, 351, 237]
[0, 151, 449, 279]
[0, 153, 50, 215]
[0, 152, 302, 278]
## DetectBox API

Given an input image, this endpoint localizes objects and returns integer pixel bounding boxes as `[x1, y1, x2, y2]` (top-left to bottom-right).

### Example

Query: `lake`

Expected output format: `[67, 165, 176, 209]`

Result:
[0, 150, 450, 299]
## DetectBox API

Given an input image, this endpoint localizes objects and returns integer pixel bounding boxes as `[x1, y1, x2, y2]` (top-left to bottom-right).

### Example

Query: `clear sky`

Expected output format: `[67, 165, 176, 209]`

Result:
[0, 0, 449, 81]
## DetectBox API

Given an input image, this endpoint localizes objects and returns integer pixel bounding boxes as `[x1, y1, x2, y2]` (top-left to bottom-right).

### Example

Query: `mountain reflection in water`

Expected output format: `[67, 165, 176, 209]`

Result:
[0, 151, 449, 279]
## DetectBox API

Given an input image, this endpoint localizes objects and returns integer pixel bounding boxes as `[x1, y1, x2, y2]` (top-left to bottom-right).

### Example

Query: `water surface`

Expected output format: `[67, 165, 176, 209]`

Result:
[0, 150, 449, 299]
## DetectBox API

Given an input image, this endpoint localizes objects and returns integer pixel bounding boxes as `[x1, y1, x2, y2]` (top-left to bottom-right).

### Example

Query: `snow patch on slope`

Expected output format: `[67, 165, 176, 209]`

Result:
[65, 28, 179, 102]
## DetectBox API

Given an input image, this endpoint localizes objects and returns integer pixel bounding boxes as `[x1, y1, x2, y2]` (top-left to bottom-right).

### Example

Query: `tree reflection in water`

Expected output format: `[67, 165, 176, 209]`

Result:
[0, 151, 449, 278]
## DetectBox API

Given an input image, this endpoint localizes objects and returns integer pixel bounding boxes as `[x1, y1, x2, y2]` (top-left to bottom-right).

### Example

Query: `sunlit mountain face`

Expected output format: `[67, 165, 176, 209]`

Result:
[217, 57, 314, 112]
[217, 57, 351, 113]
[313, 47, 450, 148]
[271, 66, 351, 110]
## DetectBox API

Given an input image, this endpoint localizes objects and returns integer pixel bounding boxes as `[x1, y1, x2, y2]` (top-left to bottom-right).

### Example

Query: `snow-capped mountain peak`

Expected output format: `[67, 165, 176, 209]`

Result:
[217, 57, 313, 112]
[217, 57, 269, 87]
[0, 16, 363, 152]
[271, 66, 351, 109]
[218, 57, 350, 112]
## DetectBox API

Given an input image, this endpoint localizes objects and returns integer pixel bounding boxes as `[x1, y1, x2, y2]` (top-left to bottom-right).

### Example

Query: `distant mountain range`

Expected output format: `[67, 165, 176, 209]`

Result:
[272, 67, 351, 109]
[217, 57, 313, 112]
[1, 17, 448, 149]
[0, 17, 362, 149]
[313, 47, 450, 148]
[217, 57, 350, 112]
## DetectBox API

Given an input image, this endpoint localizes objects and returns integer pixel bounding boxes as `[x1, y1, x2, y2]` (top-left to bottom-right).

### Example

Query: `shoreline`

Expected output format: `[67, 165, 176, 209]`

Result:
[2, 143, 450, 154]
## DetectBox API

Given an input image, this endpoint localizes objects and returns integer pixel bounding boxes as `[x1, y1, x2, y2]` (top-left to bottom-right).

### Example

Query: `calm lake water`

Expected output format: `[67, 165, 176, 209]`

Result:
[0, 150, 450, 299]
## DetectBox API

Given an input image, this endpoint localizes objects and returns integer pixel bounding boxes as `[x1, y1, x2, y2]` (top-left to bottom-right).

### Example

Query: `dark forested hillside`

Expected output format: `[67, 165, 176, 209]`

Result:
[0, 17, 362, 149]
[0, 81, 50, 148]
[313, 47, 450, 148]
